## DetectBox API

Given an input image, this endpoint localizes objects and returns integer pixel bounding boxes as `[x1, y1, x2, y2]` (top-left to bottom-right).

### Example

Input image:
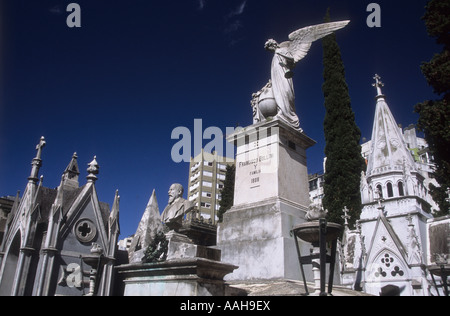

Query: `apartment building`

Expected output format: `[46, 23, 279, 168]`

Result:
[188, 150, 235, 225]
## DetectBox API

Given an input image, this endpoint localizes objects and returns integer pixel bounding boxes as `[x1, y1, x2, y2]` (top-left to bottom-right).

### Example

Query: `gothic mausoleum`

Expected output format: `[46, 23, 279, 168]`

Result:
[0, 138, 121, 296]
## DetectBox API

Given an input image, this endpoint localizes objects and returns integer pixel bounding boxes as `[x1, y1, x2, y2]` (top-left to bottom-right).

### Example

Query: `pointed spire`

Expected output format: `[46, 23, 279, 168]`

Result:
[128, 189, 164, 263]
[28, 136, 46, 183]
[366, 75, 416, 177]
[86, 156, 99, 183]
[63, 152, 80, 189]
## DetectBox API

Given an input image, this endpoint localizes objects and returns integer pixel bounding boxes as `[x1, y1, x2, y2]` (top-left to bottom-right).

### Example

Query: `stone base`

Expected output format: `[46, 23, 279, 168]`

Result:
[117, 259, 238, 296]
[218, 197, 310, 281]
[180, 218, 217, 246]
[165, 231, 221, 261]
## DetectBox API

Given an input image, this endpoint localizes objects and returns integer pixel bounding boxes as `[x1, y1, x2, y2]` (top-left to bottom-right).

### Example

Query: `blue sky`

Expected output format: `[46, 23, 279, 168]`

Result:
[0, 0, 440, 238]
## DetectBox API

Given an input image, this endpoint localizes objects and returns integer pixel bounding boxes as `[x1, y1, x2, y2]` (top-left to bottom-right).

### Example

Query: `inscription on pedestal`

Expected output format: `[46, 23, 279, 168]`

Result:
[239, 152, 275, 189]
[234, 135, 279, 205]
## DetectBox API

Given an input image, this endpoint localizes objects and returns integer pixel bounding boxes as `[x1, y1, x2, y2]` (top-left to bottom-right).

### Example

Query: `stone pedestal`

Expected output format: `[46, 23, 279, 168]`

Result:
[118, 232, 237, 296]
[165, 231, 221, 261]
[117, 258, 238, 296]
[218, 119, 315, 281]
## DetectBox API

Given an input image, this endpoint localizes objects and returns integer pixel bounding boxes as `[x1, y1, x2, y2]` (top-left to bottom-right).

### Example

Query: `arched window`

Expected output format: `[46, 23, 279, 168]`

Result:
[387, 183, 394, 198]
[398, 181, 405, 196]
[376, 184, 383, 199]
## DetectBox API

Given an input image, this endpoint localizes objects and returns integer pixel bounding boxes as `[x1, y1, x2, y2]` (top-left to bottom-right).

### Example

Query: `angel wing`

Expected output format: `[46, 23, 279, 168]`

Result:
[276, 20, 350, 64]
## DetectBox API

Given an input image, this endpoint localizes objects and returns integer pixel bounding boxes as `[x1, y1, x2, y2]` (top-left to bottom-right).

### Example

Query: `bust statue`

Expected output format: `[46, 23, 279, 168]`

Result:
[161, 183, 194, 232]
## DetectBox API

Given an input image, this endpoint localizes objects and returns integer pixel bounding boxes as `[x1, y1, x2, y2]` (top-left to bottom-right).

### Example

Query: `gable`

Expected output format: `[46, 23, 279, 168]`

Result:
[365, 216, 409, 281]
[59, 184, 109, 252]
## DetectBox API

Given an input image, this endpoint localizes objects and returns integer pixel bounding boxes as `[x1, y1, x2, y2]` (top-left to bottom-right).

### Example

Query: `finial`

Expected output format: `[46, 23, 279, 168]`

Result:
[86, 156, 99, 182]
[372, 74, 385, 97]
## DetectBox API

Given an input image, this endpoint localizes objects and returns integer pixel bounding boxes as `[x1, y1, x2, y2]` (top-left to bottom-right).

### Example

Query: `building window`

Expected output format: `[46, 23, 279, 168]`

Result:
[309, 179, 318, 191]
[398, 181, 405, 196]
[201, 202, 211, 209]
[202, 192, 212, 198]
[203, 171, 213, 177]
[387, 183, 394, 198]
[202, 181, 212, 188]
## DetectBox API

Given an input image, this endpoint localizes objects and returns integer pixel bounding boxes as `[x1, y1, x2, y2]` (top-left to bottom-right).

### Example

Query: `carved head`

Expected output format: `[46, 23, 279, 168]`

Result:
[168, 183, 184, 204]
[264, 39, 279, 52]
[305, 201, 328, 221]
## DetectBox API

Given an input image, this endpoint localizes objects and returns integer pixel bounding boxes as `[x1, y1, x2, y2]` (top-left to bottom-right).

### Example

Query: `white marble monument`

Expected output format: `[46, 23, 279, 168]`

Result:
[218, 20, 350, 282]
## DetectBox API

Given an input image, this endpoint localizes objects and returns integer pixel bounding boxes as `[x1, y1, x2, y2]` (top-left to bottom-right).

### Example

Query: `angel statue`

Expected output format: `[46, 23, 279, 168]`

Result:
[253, 20, 350, 130]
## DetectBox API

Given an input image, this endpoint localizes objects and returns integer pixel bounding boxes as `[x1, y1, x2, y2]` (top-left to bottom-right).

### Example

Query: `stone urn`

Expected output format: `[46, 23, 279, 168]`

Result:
[293, 221, 343, 246]
[295, 204, 342, 245]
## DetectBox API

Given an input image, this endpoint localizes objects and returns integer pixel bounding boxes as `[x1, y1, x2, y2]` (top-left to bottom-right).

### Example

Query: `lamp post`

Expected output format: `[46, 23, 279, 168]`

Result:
[291, 202, 342, 296]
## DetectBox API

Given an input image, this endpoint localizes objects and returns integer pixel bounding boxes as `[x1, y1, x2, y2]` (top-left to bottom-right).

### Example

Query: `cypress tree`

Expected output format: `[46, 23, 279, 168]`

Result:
[415, 0, 450, 216]
[321, 10, 366, 227]
[218, 164, 235, 223]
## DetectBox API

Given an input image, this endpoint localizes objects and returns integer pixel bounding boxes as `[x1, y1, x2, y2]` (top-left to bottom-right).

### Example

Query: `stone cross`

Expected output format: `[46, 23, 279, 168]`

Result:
[35, 136, 46, 160]
[29, 136, 46, 182]
[374, 187, 386, 216]
[374, 187, 384, 206]
[373, 74, 384, 96]
[342, 206, 351, 227]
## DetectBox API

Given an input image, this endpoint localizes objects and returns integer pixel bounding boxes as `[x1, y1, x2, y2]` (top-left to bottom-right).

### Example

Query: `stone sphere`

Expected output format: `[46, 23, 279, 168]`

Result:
[258, 98, 278, 118]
